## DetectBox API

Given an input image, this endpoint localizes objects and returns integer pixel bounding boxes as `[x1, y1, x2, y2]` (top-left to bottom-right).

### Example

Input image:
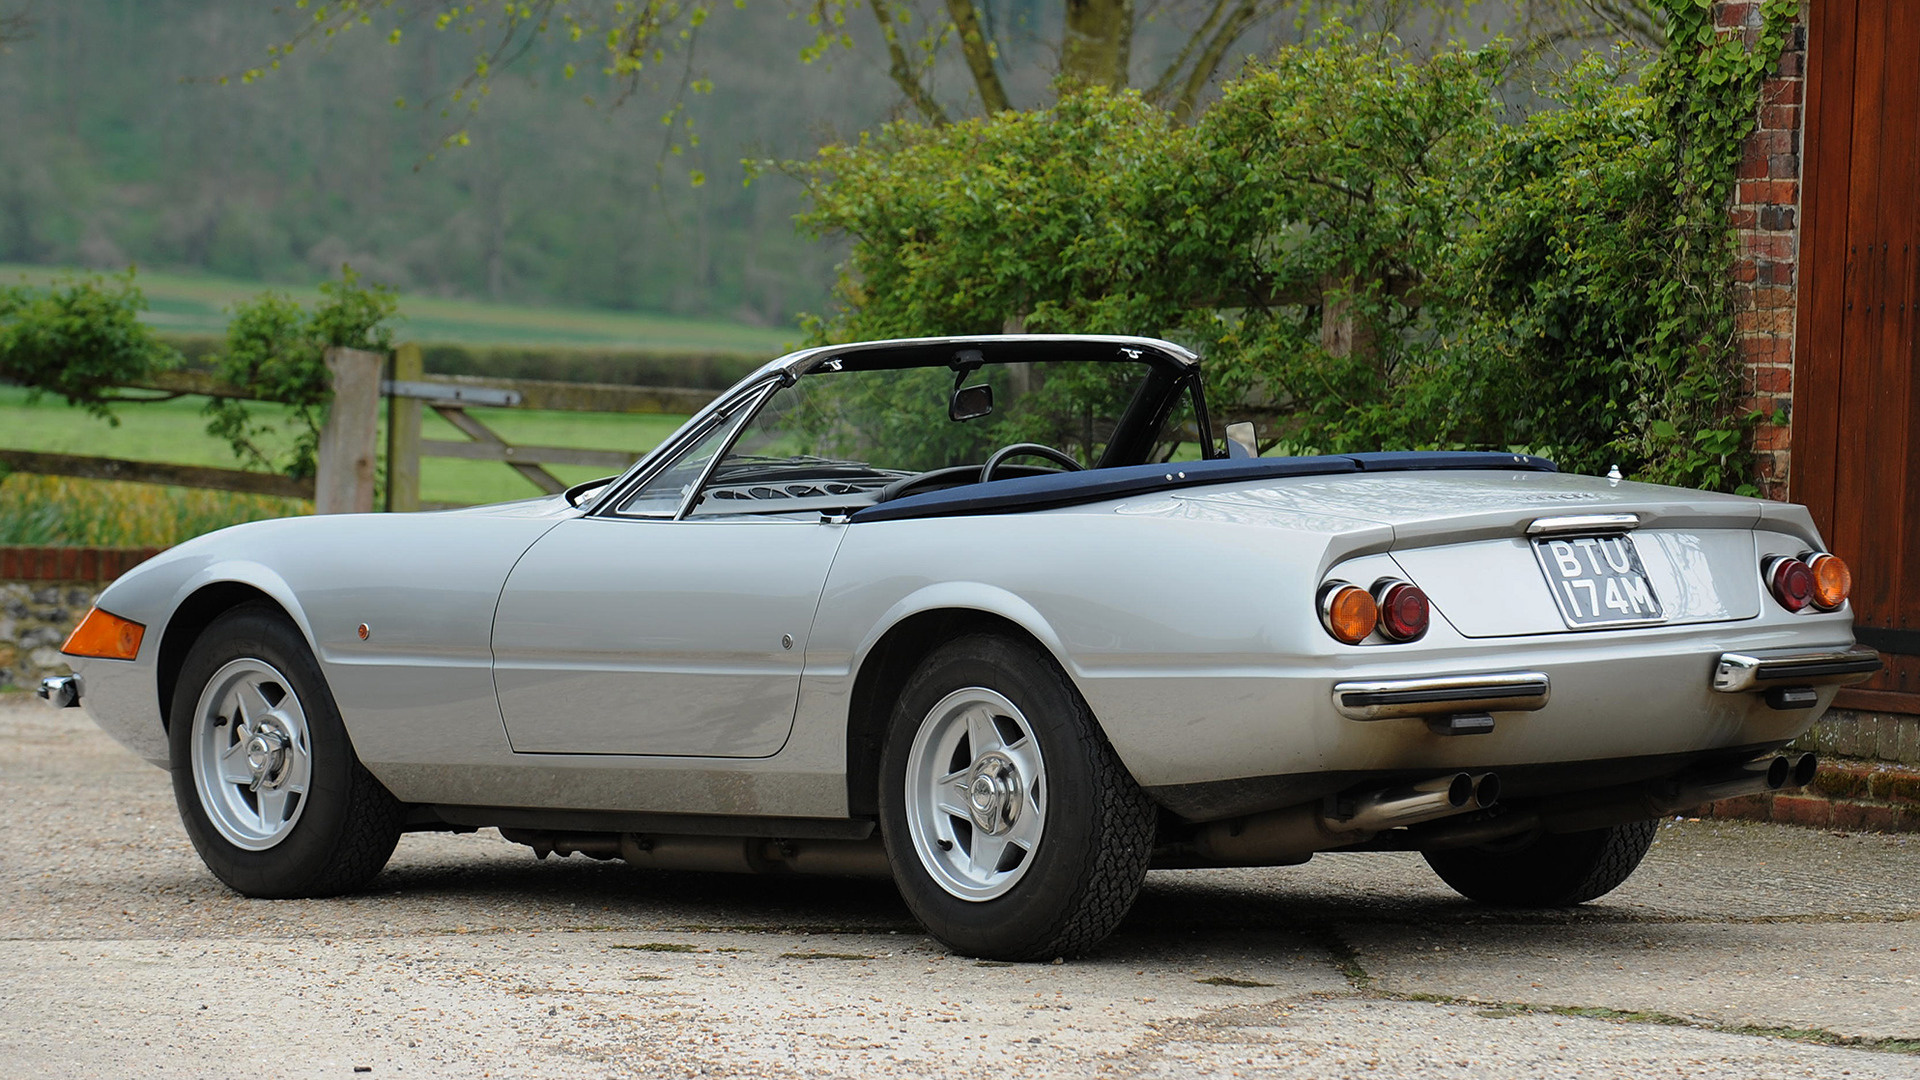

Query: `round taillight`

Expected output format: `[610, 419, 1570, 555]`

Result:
[1766, 555, 1815, 612]
[1375, 581, 1430, 642]
[1320, 582, 1378, 645]
[1807, 552, 1851, 610]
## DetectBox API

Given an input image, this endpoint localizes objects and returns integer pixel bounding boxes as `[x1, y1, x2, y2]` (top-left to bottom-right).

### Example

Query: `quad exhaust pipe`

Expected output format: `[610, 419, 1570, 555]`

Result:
[1181, 771, 1499, 867]
[1413, 752, 1819, 851]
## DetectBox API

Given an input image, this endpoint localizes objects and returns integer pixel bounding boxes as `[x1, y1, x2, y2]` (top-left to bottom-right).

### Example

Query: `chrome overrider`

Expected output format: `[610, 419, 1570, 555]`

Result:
[1711, 646, 1882, 693]
[36, 674, 82, 709]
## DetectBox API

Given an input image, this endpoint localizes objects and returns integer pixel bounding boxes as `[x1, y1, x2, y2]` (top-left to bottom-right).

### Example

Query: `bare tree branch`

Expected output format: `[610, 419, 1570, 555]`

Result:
[1147, 0, 1231, 106]
[944, 0, 1012, 112]
[1173, 0, 1264, 123]
[868, 0, 951, 124]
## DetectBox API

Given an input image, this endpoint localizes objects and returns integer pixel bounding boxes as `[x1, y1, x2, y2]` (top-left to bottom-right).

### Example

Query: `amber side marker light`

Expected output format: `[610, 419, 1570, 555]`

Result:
[1320, 582, 1379, 645]
[1807, 552, 1851, 611]
[62, 607, 145, 660]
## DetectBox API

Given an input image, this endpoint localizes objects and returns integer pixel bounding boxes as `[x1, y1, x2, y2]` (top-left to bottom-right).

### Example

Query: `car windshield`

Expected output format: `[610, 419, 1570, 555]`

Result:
[680, 355, 1202, 516]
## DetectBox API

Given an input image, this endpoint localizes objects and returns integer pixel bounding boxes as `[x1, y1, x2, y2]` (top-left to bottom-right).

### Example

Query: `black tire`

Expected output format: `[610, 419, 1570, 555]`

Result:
[1422, 819, 1658, 907]
[168, 602, 403, 898]
[878, 634, 1156, 960]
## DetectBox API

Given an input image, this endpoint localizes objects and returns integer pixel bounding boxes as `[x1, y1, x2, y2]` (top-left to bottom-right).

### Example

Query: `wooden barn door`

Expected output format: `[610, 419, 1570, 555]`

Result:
[1793, 0, 1920, 713]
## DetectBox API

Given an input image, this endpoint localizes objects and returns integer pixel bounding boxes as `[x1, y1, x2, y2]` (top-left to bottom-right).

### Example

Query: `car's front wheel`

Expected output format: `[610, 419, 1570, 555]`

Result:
[1422, 819, 1658, 907]
[169, 602, 403, 898]
[878, 634, 1155, 960]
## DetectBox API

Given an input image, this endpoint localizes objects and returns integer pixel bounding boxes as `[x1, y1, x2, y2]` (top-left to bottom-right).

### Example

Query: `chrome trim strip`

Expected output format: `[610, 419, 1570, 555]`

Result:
[1333, 672, 1551, 721]
[1711, 646, 1882, 693]
[1526, 513, 1641, 536]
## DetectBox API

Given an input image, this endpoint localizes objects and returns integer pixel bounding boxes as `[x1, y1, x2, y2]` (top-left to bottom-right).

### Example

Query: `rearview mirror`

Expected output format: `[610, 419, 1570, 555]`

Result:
[950, 383, 994, 421]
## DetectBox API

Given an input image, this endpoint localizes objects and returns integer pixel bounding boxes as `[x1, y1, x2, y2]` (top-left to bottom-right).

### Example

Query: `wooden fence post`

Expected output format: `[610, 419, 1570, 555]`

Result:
[315, 347, 385, 514]
[386, 343, 423, 512]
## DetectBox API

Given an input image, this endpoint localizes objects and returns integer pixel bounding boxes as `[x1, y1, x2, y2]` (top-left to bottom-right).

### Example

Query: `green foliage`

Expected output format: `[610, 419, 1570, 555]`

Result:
[795, 4, 1794, 493]
[202, 266, 397, 479]
[0, 473, 308, 547]
[0, 271, 179, 422]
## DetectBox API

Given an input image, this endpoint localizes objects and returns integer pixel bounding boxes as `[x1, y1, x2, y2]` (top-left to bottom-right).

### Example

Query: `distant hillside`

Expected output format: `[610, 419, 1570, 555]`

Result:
[0, 2, 897, 327]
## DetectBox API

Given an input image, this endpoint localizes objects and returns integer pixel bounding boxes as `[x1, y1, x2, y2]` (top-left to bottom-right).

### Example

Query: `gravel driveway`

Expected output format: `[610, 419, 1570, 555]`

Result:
[3, 695, 1917, 1079]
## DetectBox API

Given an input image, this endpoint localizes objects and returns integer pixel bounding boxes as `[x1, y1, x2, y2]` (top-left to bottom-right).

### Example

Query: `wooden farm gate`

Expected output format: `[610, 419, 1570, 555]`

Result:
[1794, 0, 1920, 713]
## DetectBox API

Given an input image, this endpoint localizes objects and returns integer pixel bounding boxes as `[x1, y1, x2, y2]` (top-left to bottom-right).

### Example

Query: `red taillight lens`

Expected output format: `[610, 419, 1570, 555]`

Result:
[1375, 581, 1430, 642]
[1320, 582, 1378, 644]
[1766, 556, 1815, 612]
[1808, 553, 1851, 610]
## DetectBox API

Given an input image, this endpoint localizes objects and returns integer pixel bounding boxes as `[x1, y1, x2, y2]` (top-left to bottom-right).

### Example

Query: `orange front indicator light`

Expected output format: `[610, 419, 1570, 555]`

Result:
[1808, 553, 1851, 611]
[1320, 582, 1379, 645]
[62, 607, 145, 660]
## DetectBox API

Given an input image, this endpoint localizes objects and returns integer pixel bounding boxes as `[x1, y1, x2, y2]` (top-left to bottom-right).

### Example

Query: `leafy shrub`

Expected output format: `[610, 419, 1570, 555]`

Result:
[792, 2, 1796, 493]
[0, 271, 180, 422]
[203, 266, 397, 479]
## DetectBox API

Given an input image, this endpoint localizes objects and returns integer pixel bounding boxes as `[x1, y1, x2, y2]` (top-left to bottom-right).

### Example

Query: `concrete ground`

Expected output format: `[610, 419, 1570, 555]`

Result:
[3, 695, 1918, 1079]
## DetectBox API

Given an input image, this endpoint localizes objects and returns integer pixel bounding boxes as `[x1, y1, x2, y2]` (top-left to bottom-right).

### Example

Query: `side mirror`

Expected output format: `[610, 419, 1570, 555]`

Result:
[950, 383, 994, 421]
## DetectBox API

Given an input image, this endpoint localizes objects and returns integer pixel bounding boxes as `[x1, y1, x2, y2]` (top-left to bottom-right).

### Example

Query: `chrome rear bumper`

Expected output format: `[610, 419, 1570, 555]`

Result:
[1332, 671, 1551, 721]
[1711, 646, 1882, 693]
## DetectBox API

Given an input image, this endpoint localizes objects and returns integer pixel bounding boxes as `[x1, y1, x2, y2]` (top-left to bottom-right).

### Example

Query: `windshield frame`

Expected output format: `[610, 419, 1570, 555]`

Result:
[585, 335, 1213, 521]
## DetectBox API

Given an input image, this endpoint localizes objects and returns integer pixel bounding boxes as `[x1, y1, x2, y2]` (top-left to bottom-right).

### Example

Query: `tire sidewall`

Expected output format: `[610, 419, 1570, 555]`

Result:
[168, 603, 365, 898]
[878, 635, 1140, 958]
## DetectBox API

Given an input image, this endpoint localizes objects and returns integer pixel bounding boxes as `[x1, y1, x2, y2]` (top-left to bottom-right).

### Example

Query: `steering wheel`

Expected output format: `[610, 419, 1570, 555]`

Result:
[872, 464, 984, 505]
[871, 446, 1086, 505]
[981, 442, 1084, 483]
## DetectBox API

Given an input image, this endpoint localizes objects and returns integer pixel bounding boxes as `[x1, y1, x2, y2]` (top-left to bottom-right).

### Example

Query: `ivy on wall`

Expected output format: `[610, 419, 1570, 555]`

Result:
[793, 0, 1797, 493]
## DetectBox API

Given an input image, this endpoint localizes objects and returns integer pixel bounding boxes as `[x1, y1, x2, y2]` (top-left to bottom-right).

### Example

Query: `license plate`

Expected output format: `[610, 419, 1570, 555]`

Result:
[1533, 534, 1665, 628]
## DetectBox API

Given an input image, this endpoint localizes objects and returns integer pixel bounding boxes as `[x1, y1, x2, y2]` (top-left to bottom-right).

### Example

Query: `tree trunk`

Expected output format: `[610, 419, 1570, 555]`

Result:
[1062, 0, 1134, 89]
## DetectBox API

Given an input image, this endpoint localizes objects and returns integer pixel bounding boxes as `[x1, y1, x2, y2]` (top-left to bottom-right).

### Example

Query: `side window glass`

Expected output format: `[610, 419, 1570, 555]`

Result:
[613, 396, 759, 516]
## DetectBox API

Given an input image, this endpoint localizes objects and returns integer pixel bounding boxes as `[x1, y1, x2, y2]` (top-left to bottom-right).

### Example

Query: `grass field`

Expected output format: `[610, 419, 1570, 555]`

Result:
[0, 385, 691, 516]
[0, 263, 799, 354]
[0, 264, 768, 544]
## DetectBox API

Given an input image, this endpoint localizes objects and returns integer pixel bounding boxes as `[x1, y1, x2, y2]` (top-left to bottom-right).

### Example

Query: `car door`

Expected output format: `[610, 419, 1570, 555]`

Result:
[490, 513, 845, 757]
[490, 382, 848, 757]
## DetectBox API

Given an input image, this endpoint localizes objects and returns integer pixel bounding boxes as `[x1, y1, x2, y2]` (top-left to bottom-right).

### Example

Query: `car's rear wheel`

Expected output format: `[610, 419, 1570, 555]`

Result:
[169, 602, 403, 898]
[1422, 819, 1658, 907]
[878, 634, 1155, 960]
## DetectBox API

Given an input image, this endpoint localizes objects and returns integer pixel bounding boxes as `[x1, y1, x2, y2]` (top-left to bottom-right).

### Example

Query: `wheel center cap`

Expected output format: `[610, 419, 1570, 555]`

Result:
[964, 752, 1022, 835]
[245, 725, 288, 788]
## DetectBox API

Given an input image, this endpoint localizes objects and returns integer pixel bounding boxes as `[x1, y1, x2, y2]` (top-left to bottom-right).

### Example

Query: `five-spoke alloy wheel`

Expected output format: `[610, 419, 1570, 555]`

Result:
[880, 634, 1156, 960]
[902, 686, 1049, 901]
[189, 657, 315, 850]
[169, 602, 403, 899]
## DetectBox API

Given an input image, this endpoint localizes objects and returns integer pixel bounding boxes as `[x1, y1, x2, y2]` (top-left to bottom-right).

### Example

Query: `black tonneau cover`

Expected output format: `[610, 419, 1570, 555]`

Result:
[849, 452, 1557, 524]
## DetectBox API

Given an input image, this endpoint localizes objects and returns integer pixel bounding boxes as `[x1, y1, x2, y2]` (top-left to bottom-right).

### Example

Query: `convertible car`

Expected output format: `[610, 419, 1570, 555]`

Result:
[43, 335, 1881, 960]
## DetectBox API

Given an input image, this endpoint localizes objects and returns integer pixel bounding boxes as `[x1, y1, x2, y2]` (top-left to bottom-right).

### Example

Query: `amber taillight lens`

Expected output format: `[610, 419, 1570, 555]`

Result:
[62, 606, 145, 660]
[1320, 583, 1379, 644]
[1765, 556, 1815, 613]
[1375, 581, 1431, 642]
[1807, 553, 1851, 611]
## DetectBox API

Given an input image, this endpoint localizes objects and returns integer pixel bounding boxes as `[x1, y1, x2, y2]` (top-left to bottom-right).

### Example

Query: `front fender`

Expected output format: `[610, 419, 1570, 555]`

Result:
[78, 537, 311, 767]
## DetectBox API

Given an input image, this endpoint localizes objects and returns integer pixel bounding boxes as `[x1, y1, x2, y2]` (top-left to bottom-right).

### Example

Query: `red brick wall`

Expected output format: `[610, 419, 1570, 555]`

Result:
[0, 546, 165, 583]
[1720, 0, 1808, 500]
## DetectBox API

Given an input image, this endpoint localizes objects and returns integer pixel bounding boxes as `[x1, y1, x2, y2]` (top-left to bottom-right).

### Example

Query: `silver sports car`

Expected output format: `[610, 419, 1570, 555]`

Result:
[43, 335, 1881, 960]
